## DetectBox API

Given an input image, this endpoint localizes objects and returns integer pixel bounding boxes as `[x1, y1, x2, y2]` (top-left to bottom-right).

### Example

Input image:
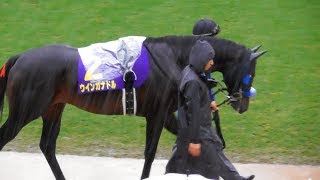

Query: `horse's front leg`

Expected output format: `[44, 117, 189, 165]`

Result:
[40, 104, 66, 180]
[164, 113, 178, 135]
[141, 113, 166, 179]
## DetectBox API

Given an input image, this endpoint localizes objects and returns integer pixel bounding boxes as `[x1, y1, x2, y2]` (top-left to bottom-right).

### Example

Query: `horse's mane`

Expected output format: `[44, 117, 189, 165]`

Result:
[145, 35, 249, 71]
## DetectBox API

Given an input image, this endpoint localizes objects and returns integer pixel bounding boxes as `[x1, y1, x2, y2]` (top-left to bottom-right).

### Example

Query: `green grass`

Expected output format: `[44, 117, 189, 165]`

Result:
[0, 0, 319, 165]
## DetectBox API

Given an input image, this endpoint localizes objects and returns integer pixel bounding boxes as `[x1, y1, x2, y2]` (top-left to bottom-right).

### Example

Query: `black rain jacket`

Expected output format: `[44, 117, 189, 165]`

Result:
[177, 40, 217, 143]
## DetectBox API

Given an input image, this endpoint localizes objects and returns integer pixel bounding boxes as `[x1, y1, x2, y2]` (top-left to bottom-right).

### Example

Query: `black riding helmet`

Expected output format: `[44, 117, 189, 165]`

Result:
[192, 18, 220, 36]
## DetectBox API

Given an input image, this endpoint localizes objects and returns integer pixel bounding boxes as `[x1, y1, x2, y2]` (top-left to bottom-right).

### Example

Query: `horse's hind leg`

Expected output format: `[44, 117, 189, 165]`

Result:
[0, 115, 32, 150]
[40, 103, 66, 180]
[0, 101, 37, 150]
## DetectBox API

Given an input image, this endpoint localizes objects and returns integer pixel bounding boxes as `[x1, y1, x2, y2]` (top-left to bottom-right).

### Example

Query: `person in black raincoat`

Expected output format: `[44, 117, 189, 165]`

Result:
[165, 40, 254, 180]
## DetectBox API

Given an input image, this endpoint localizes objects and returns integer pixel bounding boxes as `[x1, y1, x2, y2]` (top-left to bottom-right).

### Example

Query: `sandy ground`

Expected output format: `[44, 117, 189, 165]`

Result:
[0, 151, 319, 180]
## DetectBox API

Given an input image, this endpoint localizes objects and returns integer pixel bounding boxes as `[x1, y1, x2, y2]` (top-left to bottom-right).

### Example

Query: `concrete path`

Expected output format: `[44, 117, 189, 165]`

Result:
[0, 151, 319, 180]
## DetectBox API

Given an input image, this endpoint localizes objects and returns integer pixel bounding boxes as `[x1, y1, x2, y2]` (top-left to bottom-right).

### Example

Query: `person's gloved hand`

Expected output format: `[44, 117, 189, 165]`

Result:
[210, 101, 219, 112]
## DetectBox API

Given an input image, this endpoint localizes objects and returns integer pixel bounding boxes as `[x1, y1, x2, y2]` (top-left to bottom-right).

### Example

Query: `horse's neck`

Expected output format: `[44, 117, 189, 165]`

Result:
[166, 37, 196, 68]
[170, 36, 246, 70]
[210, 38, 247, 72]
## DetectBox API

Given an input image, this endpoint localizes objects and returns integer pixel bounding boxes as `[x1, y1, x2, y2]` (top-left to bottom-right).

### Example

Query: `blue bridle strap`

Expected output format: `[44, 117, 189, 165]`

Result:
[243, 74, 251, 85]
[242, 74, 252, 97]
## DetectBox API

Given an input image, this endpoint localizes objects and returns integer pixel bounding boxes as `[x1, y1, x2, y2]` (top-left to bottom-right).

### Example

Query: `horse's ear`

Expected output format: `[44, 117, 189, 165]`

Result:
[251, 45, 262, 52]
[250, 50, 267, 61]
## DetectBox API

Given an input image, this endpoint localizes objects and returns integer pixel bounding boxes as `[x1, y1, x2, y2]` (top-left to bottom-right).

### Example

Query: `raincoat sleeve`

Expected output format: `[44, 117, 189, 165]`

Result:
[183, 80, 201, 143]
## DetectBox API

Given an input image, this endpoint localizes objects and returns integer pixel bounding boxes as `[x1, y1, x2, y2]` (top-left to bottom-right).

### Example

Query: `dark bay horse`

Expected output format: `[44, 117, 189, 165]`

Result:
[0, 35, 266, 179]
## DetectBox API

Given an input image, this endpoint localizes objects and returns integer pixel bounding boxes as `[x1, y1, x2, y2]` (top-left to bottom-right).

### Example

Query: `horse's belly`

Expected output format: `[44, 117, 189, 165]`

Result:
[65, 91, 124, 115]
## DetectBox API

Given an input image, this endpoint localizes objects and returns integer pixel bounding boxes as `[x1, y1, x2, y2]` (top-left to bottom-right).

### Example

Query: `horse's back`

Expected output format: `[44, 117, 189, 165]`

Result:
[16, 44, 78, 67]
[11, 44, 77, 76]
[7, 44, 79, 105]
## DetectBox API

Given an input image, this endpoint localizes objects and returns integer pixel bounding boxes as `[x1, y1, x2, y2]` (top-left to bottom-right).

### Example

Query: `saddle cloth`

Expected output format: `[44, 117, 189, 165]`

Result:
[77, 36, 149, 94]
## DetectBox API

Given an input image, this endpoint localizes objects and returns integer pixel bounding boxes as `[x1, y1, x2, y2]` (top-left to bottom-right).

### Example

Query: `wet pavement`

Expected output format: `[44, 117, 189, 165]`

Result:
[0, 151, 319, 180]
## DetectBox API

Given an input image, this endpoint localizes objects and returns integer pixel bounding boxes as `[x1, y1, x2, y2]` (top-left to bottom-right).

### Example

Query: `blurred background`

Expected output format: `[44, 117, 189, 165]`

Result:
[0, 0, 319, 165]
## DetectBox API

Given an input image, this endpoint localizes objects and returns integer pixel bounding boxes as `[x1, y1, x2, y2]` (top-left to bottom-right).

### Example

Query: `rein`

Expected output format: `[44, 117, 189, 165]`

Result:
[214, 81, 242, 107]
[211, 64, 254, 149]
[211, 80, 242, 149]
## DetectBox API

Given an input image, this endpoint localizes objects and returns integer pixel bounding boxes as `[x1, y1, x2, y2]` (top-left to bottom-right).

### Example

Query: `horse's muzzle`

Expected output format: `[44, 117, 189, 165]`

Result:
[231, 97, 250, 114]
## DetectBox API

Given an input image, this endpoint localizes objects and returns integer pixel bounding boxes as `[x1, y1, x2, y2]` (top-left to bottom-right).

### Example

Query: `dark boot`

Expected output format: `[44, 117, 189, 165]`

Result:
[242, 175, 255, 180]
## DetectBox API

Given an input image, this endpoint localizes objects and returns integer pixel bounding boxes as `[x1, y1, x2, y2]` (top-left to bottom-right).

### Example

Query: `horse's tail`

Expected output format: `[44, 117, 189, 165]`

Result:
[0, 54, 20, 121]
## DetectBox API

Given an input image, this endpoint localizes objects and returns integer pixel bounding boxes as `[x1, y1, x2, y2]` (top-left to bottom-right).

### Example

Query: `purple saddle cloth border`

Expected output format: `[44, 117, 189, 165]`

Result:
[77, 45, 150, 94]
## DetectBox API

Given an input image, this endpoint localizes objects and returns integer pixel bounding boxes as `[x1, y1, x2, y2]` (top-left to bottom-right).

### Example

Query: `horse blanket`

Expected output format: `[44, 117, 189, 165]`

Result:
[77, 36, 150, 94]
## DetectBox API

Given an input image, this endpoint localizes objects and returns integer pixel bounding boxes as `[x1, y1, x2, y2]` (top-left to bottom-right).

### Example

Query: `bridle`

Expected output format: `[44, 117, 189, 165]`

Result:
[214, 48, 259, 107]
[213, 45, 267, 108]
[214, 72, 254, 107]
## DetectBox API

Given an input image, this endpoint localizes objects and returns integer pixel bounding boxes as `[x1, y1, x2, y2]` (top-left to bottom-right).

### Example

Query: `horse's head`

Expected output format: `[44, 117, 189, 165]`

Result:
[170, 36, 267, 114]
[217, 45, 267, 113]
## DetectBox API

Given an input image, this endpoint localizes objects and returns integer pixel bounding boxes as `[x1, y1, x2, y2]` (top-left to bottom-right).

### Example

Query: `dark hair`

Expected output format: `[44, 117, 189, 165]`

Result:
[192, 18, 220, 36]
